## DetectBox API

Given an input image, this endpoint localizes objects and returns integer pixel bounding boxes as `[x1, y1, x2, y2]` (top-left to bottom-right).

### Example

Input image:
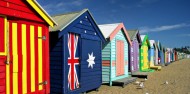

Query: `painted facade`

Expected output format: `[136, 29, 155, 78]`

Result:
[157, 41, 165, 66]
[166, 48, 171, 64]
[99, 23, 132, 86]
[0, 0, 56, 94]
[149, 40, 161, 70]
[127, 30, 142, 72]
[49, 9, 106, 94]
[140, 35, 154, 72]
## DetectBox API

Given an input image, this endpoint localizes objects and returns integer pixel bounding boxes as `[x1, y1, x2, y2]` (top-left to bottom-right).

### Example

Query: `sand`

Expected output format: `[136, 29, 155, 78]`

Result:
[88, 59, 190, 94]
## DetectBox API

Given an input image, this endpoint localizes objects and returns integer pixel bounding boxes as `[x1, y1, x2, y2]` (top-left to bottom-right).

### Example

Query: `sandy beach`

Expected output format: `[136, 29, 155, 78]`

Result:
[88, 59, 190, 94]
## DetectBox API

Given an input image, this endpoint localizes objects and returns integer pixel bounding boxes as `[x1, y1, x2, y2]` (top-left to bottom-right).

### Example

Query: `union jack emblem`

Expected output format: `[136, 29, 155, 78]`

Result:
[68, 33, 80, 90]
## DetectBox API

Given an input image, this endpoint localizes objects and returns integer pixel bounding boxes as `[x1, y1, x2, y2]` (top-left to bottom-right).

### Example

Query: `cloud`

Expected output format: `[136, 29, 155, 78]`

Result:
[136, 0, 158, 8]
[177, 34, 190, 37]
[41, 0, 84, 14]
[139, 23, 190, 33]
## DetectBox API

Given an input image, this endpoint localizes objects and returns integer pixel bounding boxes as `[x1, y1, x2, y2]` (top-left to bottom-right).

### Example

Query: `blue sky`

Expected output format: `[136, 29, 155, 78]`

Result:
[38, 0, 190, 48]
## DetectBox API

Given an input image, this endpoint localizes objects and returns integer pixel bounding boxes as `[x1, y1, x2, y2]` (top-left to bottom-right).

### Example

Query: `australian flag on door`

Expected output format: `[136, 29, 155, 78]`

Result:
[67, 32, 80, 91]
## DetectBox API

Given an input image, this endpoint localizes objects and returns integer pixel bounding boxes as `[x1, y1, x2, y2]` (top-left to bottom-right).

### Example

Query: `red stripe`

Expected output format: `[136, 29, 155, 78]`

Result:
[43, 26, 50, 93]
[26, 24, 31, 93]
[34, 26, 39, 91]
[42, 26, 45, 91]
[46, 26, 50, 93]
[0, 17, 5, 52]
[9, 21, 13, 94]
[17, 23, 22, 94]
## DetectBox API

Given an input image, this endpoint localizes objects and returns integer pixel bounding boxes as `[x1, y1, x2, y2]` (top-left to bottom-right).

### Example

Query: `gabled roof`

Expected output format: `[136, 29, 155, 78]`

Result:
[50, 9, 85, 31]
[140, 35, 150, 47]
[49, 9, 106, 42]
[98, 23, 132, 46]
[26, 0, 57, 27]
[149, 40, 155, 47]
[157, 40, 162, 51]
[128, 29, 142, 45]
[127, 29, 138, 40]
[98, 23, 119, 38]
[50, 9, 101, 32]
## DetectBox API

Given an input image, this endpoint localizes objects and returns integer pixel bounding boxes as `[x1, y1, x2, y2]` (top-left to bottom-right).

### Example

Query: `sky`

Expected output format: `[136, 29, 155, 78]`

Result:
[38, 0, 190, 48]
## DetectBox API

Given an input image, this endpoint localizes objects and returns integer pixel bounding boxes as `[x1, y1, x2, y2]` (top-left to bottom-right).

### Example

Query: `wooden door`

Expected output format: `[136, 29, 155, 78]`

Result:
[8, 20, 47, 94]
[0, 16, 7, 94]
[116, 40, 124, 76]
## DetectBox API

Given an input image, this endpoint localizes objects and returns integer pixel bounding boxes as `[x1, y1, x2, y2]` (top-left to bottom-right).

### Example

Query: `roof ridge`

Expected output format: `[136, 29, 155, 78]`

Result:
[51, 8, 88, 17]
[98, 23, 121, 26]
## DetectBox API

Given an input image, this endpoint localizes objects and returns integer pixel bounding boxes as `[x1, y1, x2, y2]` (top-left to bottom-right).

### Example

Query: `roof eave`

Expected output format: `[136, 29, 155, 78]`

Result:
[26, 0, 57, 27]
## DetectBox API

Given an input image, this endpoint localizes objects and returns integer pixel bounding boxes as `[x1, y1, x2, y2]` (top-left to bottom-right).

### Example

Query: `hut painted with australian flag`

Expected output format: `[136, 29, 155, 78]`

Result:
[99, 23, 136, 87]
[140, 35, 154, 72]
[49, 9, 106, 93]
[127, 30, 142, 73]
[0, 0, 56, 94]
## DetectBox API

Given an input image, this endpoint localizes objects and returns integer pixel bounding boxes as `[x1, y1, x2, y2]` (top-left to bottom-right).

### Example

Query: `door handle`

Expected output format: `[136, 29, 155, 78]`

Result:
[5, 60, 9, 65]
[39, 81, 48, 85]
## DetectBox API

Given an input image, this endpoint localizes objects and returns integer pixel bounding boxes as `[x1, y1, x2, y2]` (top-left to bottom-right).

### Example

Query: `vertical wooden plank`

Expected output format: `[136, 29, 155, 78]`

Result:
[42, 26, 45, 92]
[17, 23, 23, 94]
[9, 21, 13, 94]
[45, 26, 50, 93]
[116, 41, 121, 76]
[2, 17, 10, 94]
[22, 24, 27, 94]
[120, 41, 124, 75]
[38, 27, 43, 90]
[34, 26, 39, 91]
[30, 25, 35, 92]
[12, 22, 18, 94]
[26, 24, 31, 93]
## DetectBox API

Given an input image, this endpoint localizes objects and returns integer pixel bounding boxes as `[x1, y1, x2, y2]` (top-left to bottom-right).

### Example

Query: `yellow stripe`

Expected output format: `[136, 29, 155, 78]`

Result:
[2, 16, 10, 94]
[12, 22, 18, 94]
[30, 25, 35, 92]
[22, 24, 27, 94]
[12, 23, 18, 72]
[26, 0, 54, 27]
[38, 26, 43, 90]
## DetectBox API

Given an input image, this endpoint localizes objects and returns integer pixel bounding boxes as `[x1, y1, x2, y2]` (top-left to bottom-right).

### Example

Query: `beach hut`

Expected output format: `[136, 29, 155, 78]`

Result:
[49, 9, 106, 93]
[140, 35, 154, 72]
[166, 48, 171, 65]
[163, 46, 166, 64]
[174, 49, 178, 61]
[99, 23, 136, 87]
[127, 30, 142, 72]
[157, 41, 165, 66]
[149, 40, 161, 70]
[0, 0, 56, 94]
[171, 48, 175, 62]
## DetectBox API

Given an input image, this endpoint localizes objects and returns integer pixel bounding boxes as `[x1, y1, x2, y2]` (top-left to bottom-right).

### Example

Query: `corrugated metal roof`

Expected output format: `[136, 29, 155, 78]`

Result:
[127, 30, 138, 40]
[49, 9, 88, 31]
[98, 23, 120, 38]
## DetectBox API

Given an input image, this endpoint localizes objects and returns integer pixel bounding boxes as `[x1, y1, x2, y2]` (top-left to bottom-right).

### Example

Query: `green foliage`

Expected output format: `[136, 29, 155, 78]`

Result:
[174, 46, 190, 54]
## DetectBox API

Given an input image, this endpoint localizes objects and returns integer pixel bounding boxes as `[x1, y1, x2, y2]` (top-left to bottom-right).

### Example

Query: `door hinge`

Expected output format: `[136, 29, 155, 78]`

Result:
[38, 36, 46, 40]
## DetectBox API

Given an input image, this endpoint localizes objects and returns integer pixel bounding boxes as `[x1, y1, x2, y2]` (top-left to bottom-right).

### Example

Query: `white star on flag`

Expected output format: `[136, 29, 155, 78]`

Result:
[87, 52, 95, 69]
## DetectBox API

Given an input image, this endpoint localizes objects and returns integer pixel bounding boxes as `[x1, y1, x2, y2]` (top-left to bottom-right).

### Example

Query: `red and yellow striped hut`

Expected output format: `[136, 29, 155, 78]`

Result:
[0, 0, 56, 94]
